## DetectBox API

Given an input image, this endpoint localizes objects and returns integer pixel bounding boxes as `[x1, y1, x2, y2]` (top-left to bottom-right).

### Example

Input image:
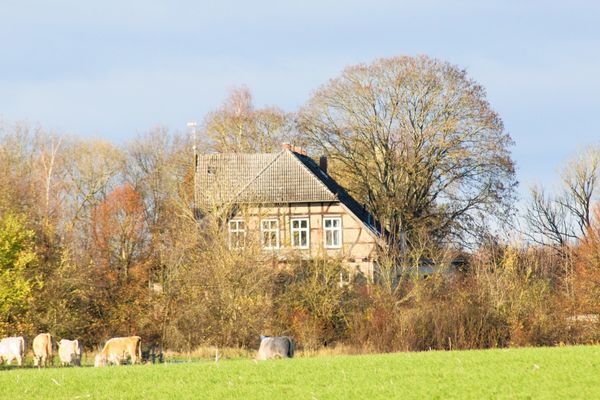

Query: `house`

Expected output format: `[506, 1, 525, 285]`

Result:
[194, 143, 382, 279]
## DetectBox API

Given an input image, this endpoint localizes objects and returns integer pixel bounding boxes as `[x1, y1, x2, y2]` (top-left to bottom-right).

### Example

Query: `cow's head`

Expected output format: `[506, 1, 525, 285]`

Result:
[94, 354, 107, 367]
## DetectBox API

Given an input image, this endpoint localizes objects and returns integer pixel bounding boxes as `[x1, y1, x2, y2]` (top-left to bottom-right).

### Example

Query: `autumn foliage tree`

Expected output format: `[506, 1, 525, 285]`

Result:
[91, 183, 149, 336]
[0, 212, 39, 336]
[92, 184, 147, 276]
[574, 204, 600, 316]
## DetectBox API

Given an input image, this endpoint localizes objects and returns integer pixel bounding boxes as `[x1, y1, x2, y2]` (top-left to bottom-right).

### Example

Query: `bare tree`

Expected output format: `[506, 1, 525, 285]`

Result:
[524, 147, 600, 297]
[35, 134, 63, 230]
[559, 147, 600, 236]
[202, 86, 295, 153]
[525, 186, 574, 249]
[298, 55, 517, 252]
[61, 139, 124, 247]
[525, 146, 600, 248]
[124, 128, 197, 348]
[0, 122, 37, 214]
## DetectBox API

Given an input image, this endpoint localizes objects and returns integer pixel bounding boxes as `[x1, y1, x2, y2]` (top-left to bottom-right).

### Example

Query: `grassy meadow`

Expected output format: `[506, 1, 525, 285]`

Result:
[0, 346, 599, 399]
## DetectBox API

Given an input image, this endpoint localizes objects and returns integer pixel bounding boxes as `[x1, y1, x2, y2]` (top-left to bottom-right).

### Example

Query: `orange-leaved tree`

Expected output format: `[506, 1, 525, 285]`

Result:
[574, 203, 600, 315]
[91, 183, 150, 337]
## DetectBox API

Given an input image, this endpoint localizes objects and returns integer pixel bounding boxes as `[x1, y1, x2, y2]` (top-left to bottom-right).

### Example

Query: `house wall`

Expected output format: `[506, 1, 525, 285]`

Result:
[230, 201, 378, 279]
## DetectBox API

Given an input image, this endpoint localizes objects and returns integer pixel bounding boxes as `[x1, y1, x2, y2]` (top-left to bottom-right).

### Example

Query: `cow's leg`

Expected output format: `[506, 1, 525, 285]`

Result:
[108, 354, 120, 366]
[17, 355, 22, 366]
[130, 348, 137, 365]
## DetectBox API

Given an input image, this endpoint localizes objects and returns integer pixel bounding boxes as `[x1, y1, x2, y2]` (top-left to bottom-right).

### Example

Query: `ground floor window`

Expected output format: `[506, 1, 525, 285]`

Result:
[228, 220, 245, 249]
[291, 218, 309, 248]
[261, 219, 279, 249]
[324, 216, 342, 248]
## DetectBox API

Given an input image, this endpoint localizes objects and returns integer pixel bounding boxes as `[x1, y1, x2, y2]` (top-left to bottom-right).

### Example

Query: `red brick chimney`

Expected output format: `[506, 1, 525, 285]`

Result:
[281, 143, 307, 156]
[281, 143, 292, 151]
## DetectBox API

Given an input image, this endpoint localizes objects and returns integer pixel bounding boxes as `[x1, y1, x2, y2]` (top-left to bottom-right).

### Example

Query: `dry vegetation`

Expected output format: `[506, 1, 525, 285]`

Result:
[0, 55, 599, 357]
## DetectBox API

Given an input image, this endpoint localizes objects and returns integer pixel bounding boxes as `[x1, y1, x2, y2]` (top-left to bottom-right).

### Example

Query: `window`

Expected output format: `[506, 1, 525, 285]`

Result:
[261, 219, 279, 249]
[291, 218, 309, 249]
[324, 217, 342, 248]
[228, 220, 245, 249]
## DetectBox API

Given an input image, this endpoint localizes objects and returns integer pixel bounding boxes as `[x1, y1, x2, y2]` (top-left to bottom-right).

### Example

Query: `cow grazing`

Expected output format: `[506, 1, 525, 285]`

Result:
[94, 336, 142, 367]
[0, 337, 25, 366]
[256, 335, 295, 360]
[58, 339, 83, 366]
[33, 333, 54, 367]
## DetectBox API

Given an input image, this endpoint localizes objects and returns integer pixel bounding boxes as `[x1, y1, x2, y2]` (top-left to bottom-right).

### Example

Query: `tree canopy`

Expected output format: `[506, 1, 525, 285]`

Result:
[299, 55, 517, 251]
[0, 212, 38, 334]
[201, 86, 295, 153]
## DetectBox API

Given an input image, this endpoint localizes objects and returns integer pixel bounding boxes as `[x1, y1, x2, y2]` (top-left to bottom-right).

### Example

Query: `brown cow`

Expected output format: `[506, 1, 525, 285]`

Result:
[33, 333, 53, 367]
[94, 336, 141, 367]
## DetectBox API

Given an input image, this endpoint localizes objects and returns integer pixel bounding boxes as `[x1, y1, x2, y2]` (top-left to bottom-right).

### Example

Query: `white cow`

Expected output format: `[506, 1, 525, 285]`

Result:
[94, 336, 142, 367]
[256, 335, 295, 360]
[33, 333, 54, 367]
[58, 339, 83, 366]
[0, 336, 25, 366]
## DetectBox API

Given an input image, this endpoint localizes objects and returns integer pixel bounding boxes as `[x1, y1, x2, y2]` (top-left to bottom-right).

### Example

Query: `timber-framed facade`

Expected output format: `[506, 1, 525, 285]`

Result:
[194, 144, 382, 279]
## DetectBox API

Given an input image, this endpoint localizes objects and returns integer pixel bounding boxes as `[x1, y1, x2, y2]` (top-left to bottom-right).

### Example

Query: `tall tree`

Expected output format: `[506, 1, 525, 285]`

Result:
[298, 55, 517, 251]
[0, 123, 37, 215]
[92, 183, 148, 279]
[202, 86, 294, 153]
[0, 212, 38, 335]
[124, 128, 198, 347]
[61, 139, 124, 259]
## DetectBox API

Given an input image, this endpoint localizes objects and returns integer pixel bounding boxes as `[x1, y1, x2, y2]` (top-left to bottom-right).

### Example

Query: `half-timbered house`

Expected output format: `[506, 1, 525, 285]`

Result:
[194, 144, 382, 279]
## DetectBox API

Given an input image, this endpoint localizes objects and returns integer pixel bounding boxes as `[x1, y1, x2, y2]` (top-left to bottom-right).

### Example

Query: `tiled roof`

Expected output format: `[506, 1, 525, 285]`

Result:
[292, 152, 380, 235]
[196, 149, 380, 235]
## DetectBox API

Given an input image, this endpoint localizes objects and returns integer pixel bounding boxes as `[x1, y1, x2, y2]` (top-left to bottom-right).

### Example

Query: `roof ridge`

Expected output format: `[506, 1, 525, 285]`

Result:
[230, 150, 285, 203]
[288, 152, 337, 198]
[290, 153, 381, 236]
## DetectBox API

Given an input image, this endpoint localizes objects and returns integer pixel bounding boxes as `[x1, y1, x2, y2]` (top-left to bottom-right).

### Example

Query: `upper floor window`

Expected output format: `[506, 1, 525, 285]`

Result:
[228, 220, 246, 249]
[291, 218, 309, 249]
[324, 217, 342, 248]
[261, 219, 279, 249]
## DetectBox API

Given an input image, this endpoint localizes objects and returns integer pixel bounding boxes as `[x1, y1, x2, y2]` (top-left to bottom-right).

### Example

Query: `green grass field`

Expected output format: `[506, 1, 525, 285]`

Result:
[0, 346, 599, 399]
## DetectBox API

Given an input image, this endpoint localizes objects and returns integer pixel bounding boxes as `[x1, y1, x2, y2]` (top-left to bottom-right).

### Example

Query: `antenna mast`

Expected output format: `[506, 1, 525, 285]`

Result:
[188, 121, 198, 216]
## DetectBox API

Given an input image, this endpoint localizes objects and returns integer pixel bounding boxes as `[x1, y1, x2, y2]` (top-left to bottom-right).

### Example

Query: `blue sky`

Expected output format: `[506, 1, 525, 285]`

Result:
[1, 0, 599, 197]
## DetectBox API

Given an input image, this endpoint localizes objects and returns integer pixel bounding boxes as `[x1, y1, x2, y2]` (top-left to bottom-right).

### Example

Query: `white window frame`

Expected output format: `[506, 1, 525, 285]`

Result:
[323, 216, 342, 249]
[261, 219, 280, 250]
[291, 218, 310, 249]
[228, 220, 246, 249]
